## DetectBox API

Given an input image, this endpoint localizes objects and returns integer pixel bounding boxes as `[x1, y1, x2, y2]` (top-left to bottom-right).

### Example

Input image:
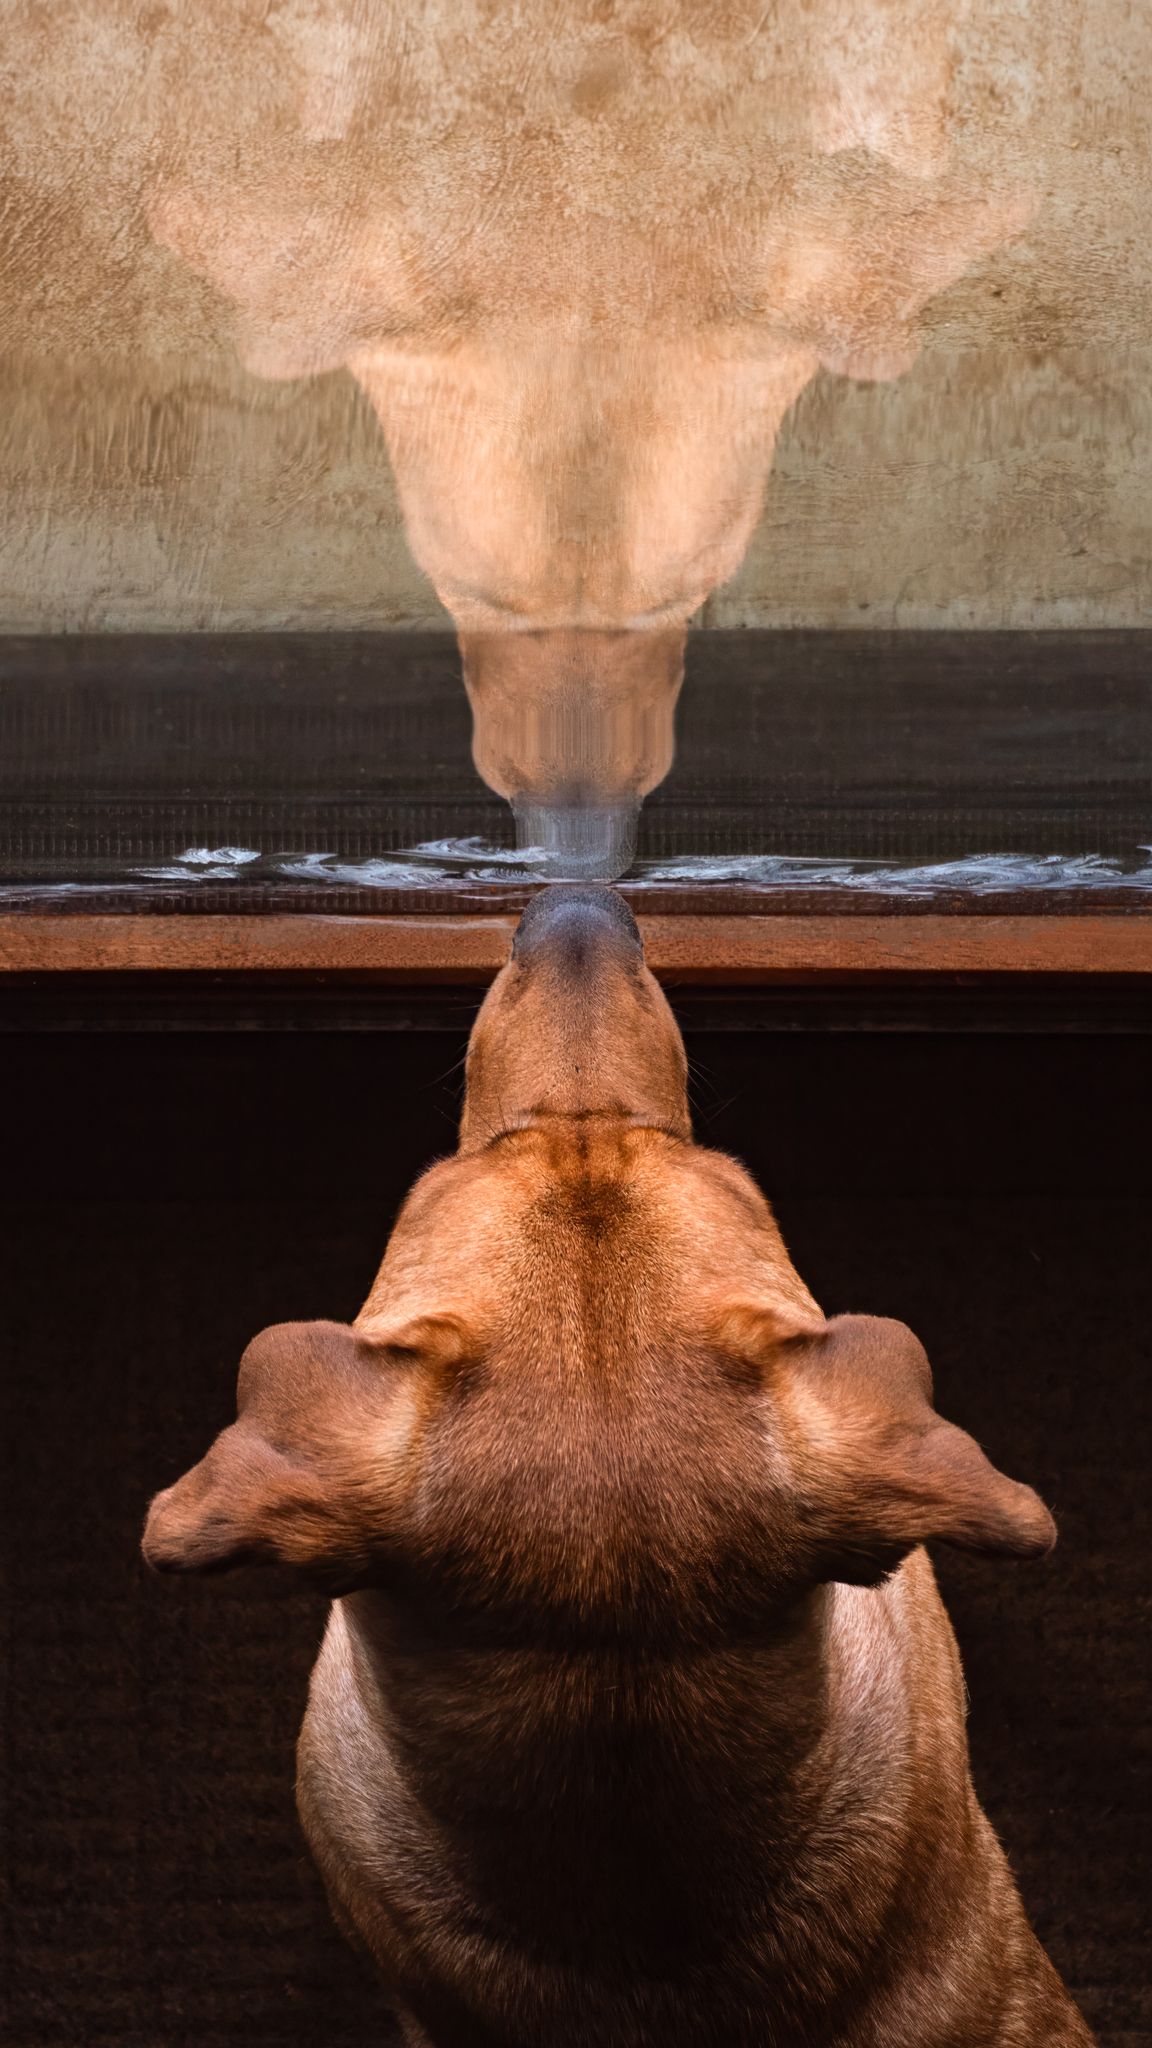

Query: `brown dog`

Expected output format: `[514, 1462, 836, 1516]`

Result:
[144, 887, 1092, 2047]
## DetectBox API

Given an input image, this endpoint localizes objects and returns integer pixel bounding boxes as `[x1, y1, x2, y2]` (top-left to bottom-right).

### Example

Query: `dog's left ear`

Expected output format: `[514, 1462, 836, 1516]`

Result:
[731, 1309, 1056, 1583]
[142, 1314, 467, 1587]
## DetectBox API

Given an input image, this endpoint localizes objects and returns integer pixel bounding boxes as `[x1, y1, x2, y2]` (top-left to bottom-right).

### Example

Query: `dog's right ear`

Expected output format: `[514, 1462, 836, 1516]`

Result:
[141, 1315, 465, 1587]
[778, 1314, 1058, 1582]
[718, 1306, 1055, 1584]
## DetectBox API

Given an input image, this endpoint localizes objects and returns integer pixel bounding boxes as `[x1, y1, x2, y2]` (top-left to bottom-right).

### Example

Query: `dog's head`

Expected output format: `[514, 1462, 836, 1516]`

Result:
[144, 889, 1054, 1627]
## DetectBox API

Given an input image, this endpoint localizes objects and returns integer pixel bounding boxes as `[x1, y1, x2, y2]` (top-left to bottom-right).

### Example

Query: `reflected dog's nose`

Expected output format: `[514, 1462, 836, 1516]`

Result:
[512, 886, 642, 975]
[459, 627, 685, 881]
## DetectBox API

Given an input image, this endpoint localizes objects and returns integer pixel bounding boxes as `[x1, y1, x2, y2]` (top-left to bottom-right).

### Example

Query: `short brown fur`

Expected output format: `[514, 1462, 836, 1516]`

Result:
[144, 886, 1092, 2047]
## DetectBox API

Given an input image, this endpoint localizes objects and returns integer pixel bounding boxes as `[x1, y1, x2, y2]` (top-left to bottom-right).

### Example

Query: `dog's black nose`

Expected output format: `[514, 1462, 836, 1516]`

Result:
[512, 885, 641, 970]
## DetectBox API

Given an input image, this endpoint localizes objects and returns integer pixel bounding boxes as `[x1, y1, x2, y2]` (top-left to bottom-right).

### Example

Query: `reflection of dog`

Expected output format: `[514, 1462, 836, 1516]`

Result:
[144, 1, 1029, 855]
[144, 888, 1091, 2047]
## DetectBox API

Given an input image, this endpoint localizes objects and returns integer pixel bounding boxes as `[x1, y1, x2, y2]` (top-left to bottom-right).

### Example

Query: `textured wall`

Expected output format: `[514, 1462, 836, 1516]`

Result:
[0, 0, 1148, 633]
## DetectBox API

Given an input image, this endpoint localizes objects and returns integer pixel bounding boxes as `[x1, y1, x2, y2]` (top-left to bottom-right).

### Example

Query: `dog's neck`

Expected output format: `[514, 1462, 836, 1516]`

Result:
[323, 1562, 964, 1993]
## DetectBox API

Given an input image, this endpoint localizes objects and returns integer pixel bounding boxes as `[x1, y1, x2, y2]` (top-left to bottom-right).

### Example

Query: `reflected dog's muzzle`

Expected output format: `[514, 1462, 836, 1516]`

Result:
[459, 627, 685, 881]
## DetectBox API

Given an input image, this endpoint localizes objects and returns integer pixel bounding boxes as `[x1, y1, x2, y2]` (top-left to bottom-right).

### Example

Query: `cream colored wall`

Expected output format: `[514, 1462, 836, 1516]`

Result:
[1, 1, 1148, 633]
[0, 355, 437, 630]
[711, 347, 1152, 629]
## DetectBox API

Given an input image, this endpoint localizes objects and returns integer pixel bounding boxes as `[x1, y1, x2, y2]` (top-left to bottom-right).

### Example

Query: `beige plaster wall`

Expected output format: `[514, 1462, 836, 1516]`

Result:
[1, 1, 1148, 633]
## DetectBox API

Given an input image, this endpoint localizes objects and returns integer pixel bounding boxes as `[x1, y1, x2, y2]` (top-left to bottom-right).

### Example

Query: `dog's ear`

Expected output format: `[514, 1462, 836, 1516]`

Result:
[142, 1315, 466, 1587]
[730, 1309, 1056, 1584]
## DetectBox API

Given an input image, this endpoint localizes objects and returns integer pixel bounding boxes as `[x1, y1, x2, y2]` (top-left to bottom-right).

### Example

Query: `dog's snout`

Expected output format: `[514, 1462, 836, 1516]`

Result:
[512, 886, 641, 973]
[460, 880, 683, 1149]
